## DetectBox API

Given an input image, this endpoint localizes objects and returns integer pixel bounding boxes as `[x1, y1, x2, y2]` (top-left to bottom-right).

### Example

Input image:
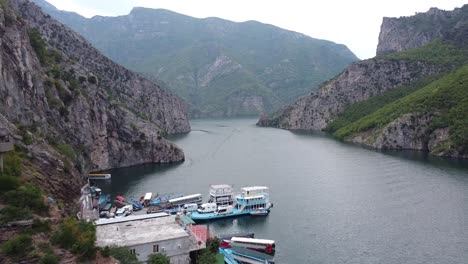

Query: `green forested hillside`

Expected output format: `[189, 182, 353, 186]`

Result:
[329, 59, 468, 154]
[33, 1, 358, 117]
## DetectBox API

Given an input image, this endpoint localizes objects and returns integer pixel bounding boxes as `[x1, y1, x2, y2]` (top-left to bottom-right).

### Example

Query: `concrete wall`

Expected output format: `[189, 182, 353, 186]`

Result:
[129, 236, 191, 263]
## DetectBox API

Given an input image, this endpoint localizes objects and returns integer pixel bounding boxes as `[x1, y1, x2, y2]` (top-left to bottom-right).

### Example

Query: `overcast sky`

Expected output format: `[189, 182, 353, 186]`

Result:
[44, 0, 467, 59]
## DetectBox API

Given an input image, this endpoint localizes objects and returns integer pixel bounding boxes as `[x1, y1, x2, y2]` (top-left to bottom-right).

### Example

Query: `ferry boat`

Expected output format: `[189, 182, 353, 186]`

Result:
[190, 186, 272, 221]
[88, 173, 111, 180]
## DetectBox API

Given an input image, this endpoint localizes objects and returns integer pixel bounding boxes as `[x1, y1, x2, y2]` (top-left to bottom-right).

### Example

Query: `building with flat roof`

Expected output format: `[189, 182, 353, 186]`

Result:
[96, 214, 205, 263]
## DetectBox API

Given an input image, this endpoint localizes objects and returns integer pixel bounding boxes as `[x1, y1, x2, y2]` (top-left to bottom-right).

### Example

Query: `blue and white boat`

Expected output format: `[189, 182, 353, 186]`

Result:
[130, 197, 143, 211]
[190, 186, 272, 221]
[98, 194, 110, 210]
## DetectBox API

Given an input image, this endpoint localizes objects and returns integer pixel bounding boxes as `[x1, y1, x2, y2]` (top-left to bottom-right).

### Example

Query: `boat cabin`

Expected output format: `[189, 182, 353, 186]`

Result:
[236, 186, 269, 212]
[168, 194, 202, 208]
[241, 186, 269, 196]
[143, 192, 153, 206]
[208, 184, 234, 206]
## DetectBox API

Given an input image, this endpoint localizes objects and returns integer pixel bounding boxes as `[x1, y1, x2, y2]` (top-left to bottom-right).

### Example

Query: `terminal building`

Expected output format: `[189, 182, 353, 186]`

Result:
[95, 213, 205, 263]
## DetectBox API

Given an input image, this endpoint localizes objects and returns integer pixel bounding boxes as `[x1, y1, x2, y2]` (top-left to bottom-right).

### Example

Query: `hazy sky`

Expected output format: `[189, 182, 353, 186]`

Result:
[44, 0, 467, 59]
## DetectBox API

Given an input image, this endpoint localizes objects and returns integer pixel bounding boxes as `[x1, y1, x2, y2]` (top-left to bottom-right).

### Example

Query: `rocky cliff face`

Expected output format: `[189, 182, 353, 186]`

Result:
[377, 5, 468, 55]
[259, 4, 468, 158]
[347, 113, 467, 158]
[0, 0, 190, 198]
[259, 59, 443, 130]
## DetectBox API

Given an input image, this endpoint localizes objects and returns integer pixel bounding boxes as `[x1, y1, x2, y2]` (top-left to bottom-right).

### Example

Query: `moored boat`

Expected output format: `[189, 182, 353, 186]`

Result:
[88, 173, 111, 180]
[130, 197, 143, 211]
[98, 194, 111, 210]
[114, 199, 131, 208]
[150, 193, 183, 206]
[168, 194, 202, 208]
[220, 247, 275, 264]
[229, 237, 276, 255]
[190, 186, 272, 221]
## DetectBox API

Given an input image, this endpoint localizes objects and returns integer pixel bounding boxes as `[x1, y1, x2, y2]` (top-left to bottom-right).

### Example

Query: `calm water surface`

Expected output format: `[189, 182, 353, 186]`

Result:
[99, 119, 468, 264]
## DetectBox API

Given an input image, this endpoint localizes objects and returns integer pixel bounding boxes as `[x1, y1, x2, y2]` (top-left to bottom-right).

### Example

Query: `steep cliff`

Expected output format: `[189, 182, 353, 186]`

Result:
[0, 0, 190, 198]
[32, 0, 358, 117]
[377, 5, 468, 55]
[337, 64, 468, 158]
[259, 4, 468, 158]
[258, 59, 443, 130]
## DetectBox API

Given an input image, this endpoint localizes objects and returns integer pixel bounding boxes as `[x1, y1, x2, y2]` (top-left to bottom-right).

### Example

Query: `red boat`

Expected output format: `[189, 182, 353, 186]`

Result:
[222, 237, 276, 255]
[116, 196, 126, 202]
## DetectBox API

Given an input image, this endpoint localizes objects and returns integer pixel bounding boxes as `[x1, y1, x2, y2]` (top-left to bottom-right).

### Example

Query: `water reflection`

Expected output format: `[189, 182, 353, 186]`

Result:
[93, 162, 183, 195]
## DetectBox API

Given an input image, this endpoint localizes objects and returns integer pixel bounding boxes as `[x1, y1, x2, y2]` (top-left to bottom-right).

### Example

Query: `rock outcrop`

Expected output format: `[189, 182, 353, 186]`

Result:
[347, 113, 467, 158]
[377, 5, 468, 55]
[348, 113, 433, 150]
[0, 0, 190, 198]
[258, 59, 443, 130]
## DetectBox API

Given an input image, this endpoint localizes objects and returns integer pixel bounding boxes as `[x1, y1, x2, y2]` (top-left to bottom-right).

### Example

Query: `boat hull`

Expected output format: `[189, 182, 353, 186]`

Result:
[191, 208, 258, 221]
[250, 210, 269, 216]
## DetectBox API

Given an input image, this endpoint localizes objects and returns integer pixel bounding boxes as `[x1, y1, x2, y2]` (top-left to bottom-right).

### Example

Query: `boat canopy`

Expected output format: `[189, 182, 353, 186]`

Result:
[231, 237, 275, 245]
[169, 193, 202, 203]
[144, 193, 153, 200]
[240, 195, 265, 200]
[210, 184, 233, 195]
[241, 186, 269, 195]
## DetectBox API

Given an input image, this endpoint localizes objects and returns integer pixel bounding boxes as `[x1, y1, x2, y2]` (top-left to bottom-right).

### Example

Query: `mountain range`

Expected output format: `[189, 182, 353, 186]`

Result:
[32, 0, 358, 117]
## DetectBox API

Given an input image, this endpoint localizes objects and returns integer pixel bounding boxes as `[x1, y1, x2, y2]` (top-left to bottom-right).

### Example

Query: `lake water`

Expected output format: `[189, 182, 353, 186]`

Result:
[99, 118, 468, 263]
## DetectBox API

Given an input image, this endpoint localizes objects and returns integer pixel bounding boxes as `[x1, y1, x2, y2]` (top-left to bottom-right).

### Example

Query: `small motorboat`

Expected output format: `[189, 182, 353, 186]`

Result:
[98, 194, 111, 210]
[114, 199, 131, 208]
[116, 196, 126, 202]
[130, 197, 143, 211]
[250, 208, 269, 216]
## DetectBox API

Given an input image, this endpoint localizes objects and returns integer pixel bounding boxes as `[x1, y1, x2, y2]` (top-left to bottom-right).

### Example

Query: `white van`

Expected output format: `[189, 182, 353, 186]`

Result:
[123, 205, 133, 214]
[198, 203, 217, 213]
[183, 203, 198, 212]
[115, 208, 126, 218]
[116, 205, 133, 218]
[215, 205, 233, 215]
